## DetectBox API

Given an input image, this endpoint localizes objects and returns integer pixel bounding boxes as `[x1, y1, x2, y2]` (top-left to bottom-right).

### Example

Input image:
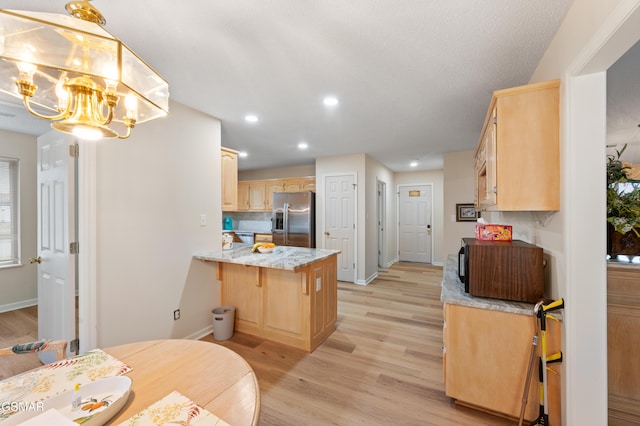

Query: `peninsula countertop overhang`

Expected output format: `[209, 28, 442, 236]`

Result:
[193, 245, 341, 271]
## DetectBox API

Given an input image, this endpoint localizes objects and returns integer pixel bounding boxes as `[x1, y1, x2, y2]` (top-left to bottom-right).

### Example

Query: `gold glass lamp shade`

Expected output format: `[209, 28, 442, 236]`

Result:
[0, 1, 169, 140]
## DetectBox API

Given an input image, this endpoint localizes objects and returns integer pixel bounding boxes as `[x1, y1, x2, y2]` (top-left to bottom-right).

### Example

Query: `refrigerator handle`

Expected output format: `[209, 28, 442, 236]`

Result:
[283, 202, 289, 243]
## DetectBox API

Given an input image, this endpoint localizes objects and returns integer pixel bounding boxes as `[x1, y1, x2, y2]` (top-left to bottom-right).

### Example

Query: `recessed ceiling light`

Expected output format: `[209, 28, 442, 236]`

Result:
[323, 96, 339, 107]
[410, 161, 418, 167]
[238, 151, 248, 158]
[298, 142, 308, 150]
[244, 114, 259, 123]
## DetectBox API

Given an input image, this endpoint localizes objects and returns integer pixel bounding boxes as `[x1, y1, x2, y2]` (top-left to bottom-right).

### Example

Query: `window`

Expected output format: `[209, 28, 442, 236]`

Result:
[0, 157, 19, 267]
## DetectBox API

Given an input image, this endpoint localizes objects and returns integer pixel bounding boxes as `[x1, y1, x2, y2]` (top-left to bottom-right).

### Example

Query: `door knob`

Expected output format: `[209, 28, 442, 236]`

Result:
[29, 256, 41, 264]
[324, 231, 330, 236]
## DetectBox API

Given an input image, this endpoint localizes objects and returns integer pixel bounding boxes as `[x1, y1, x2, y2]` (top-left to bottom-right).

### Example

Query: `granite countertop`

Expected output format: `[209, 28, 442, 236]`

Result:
[441, 254, 540, 316]
[193, 244, 340, 271]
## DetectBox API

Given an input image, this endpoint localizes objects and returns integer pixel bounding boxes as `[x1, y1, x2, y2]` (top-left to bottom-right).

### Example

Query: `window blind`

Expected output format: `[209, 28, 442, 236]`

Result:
[0, 157, 19, 266]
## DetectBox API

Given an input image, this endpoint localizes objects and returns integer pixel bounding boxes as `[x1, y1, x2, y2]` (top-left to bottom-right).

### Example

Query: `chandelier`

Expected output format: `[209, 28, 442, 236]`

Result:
[0, 1, 169, 140]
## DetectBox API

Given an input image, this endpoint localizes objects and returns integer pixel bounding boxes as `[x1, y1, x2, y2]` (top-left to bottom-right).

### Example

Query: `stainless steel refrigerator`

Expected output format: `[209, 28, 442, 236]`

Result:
[271, 191, 316, 248]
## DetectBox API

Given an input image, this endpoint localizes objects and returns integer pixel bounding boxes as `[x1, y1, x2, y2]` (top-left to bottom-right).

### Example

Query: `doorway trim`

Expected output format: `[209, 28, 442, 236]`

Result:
[554, 2, 640, 424]
[77, 141, 97, 352]
[377, 179, 387, 269]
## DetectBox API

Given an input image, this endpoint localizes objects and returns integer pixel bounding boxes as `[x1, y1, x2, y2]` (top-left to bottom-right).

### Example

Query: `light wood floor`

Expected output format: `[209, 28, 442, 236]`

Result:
[1, 263, 515, 424]
[203, 262, 514, 425]
[0, 305, 40, 380]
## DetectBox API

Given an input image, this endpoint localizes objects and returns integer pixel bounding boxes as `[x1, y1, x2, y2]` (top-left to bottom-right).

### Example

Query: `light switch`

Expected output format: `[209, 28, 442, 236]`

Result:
[200, 214, 207, 226]
[316, 277, 322, 292]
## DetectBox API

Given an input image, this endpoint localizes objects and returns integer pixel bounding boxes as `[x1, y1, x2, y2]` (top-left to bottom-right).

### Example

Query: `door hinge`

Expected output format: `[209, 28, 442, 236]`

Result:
[493, 116, 497, 125]
[70, 338, 79, 353]
[69, 144, 79, 158]
[70, 242, 79, 254]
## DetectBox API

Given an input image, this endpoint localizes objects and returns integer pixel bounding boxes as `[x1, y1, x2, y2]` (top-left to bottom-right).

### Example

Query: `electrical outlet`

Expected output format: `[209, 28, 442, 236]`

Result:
[173, 309, 180, 320]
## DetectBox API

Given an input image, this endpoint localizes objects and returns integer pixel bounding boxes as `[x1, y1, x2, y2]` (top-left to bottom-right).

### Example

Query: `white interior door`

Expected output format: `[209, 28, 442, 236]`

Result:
[36, 131, 76, 363]
[398, 185, 432, 263]
[324, 174, 355, 282]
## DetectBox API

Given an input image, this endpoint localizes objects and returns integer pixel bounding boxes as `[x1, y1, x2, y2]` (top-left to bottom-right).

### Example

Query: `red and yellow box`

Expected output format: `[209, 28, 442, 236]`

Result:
[475, 224, 513, 241]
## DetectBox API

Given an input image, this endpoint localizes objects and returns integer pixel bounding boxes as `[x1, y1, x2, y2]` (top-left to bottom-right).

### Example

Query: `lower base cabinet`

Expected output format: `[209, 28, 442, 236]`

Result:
[608, 263, 640, 424]
[217, 255, 337, 352]
[443, 303, 561, 424]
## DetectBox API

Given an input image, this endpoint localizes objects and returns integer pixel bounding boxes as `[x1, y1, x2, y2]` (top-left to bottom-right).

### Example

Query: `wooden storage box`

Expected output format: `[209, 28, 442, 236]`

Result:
[461, 238, 544, 303]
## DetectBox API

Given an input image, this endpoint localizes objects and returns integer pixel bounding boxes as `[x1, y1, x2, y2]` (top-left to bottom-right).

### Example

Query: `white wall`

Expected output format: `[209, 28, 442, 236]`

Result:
[508, 0, 640, 424]
[315, 154, 365, 282]
[365, 155, 395, 278]
[442, 150, 476, 259]
[0, 130, 37, 311]
[395, 169, 445, 265]
[238, 164, 315, 180]
[95, 101, 222, 347]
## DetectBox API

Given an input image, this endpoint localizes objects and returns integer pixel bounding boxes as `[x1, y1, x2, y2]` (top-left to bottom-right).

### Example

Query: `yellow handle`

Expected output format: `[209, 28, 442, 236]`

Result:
[543, 298, 564, 313]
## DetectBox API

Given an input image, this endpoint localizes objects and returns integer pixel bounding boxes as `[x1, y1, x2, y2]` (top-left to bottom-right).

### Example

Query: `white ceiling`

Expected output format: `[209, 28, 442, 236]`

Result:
[0, 1, 574, 172]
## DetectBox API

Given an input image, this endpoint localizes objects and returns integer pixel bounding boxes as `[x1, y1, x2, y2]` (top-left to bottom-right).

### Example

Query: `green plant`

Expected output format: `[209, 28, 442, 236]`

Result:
[607, 144, 640, 236]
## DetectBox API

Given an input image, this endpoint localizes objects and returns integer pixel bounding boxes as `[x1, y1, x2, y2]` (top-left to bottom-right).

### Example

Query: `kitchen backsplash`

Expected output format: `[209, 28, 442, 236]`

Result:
[222, 212, 272, 231]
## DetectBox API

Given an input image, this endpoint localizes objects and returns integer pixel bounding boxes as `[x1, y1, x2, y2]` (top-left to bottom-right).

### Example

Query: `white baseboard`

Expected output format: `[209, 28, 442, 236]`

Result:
[0, 298, 37, 313]
[185, 325, 214, 341]
[355, 271, 378, 286]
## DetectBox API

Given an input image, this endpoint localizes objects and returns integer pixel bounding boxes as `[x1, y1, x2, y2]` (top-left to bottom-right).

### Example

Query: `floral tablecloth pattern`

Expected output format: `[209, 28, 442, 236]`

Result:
[118, 391, 229, 426]
[0, 349, 131, 421]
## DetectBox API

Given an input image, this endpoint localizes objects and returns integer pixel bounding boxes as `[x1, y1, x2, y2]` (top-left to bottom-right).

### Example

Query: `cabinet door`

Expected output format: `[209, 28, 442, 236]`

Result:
[221, 148, 238, 211]
[263, 268, 306, 337]
[300, 178, 316, 192]
[248, 181, 267, 210]
[265, 180, 284, 210]
[220, 264, 261, 329]
[476, 107, 497, 210]
[483, 108, 497, 207]
[283, 178, 302, 192]
[444, 303, 561, 423]
[237, 181, 250, 211]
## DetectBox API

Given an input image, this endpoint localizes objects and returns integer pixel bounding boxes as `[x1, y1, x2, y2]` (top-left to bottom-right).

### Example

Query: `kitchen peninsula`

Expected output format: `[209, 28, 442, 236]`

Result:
[194, 245, 340, 352]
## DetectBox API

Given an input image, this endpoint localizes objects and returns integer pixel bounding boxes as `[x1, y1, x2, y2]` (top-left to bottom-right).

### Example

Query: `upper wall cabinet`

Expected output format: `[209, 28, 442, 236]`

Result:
[221, 147, 238, 211]
[237, 177, 316, 211]
[475, 80, 560, 211]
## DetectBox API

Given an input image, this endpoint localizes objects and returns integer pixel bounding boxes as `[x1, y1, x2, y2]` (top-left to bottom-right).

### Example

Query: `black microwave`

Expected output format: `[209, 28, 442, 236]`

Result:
[458, 237, 544, 303]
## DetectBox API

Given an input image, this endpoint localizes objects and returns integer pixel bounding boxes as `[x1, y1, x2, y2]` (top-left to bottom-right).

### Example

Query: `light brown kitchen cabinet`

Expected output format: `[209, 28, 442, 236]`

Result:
[265, 180, 285, 210]
[217, 254, 337, 352]
[608, 263, 640, 424]
[475, 79, 560, 211]
[237, 181, 250, 211]
[237, 180, 267, 211]
[443, 303, 561, 424]
[254, 233, 273, 243]
[283, 177, 316, 192]
[237, 177, 315, 211]
[248, 181, 267, 210]
[221, 147, 238, 211]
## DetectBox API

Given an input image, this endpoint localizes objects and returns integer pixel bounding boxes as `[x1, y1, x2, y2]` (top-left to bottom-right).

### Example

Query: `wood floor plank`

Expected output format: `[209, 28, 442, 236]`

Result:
[2, 263, 517, 424]
[206, 262, 516, 425]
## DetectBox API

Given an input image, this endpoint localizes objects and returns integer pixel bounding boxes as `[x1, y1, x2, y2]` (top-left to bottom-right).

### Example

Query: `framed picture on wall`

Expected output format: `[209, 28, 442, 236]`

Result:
[456, 203, 479, 222]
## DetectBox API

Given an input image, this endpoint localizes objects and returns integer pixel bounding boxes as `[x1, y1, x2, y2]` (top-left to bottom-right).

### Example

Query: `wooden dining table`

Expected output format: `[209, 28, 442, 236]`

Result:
[103, 339, 260, 425]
